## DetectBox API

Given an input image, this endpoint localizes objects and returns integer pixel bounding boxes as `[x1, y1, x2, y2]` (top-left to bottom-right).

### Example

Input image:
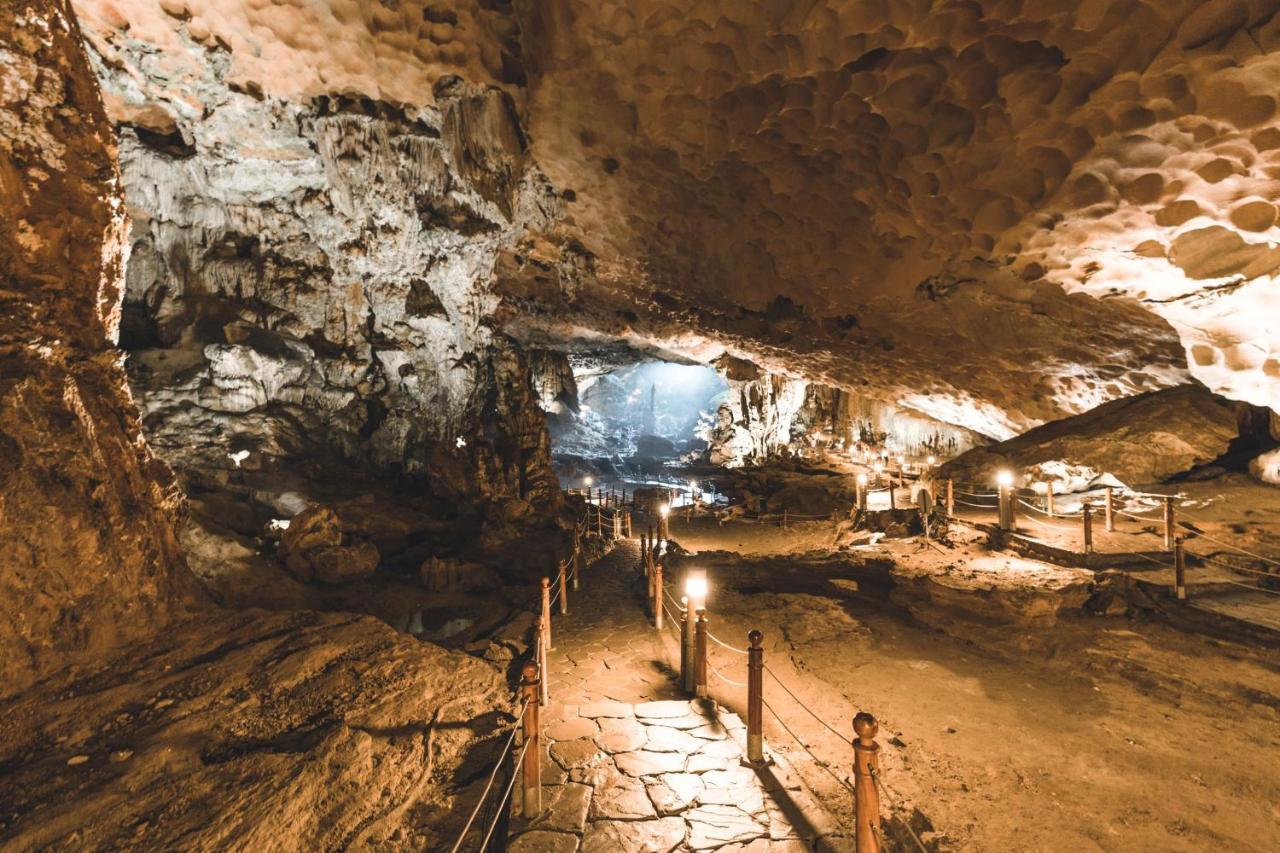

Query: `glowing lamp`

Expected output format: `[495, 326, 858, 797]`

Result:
[896, 455, 905, 466]
[584, 476, 594, 486]
[659, 503, 670, 517]
[996, 470, 1014, 489]
[684, 568, 708, 609]
[872, 461, 884, 473]
[856, 473, 868, 486]
[927, 455, 936, 466]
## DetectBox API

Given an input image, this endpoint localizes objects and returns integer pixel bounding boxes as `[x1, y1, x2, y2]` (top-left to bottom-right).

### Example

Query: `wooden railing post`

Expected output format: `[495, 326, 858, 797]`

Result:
[1082, 504, 1094, 554]
[596, 505, 603, 537]
[654, 564, 664, 630]
[572, 547, 581, 592]
[852, 712, 882, 853]
[997, 483, 1013, 531]
[520, 660, 542, 817]
[888, 483, 895, 510]
[558, 560, 568, 615]
[747, 630, 764, 763]
[694, 609, 708, 699]
[946, 478, 954, 516]
[1045, 481, 1055, 517]
[625, 509, 633, 538]
[540, 577, 552, 650]
[1104, 486, 1115, 532]
[535, 615, 549, 705]
[1164, 496, 1175, 551]
[681, 598, 695, 693]
[1174, 537, 1187, 601]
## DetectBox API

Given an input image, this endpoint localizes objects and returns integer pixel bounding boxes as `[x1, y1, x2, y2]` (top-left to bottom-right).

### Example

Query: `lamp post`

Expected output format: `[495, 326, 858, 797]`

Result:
[855, 473, 868, 512]
[658, 503, 670, 541]
[996, 469, 1015, 531]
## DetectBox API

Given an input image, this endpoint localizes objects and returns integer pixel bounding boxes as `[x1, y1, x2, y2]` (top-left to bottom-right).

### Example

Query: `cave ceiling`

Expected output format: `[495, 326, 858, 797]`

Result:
[74, 0, 1280, 439]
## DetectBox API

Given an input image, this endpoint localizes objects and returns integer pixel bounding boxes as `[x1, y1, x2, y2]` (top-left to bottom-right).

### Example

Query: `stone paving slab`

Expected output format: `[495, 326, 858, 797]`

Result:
[510, 540, 843, 851]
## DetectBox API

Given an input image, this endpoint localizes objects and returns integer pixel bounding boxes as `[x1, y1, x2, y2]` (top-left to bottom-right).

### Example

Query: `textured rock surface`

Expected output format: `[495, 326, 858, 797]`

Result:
[0, 0, 196, 699]
[74, 4, 560, 517]
[0, 610, 509, 850]
[67, 0, 1280, 443]
[938, 384, 1263, 487]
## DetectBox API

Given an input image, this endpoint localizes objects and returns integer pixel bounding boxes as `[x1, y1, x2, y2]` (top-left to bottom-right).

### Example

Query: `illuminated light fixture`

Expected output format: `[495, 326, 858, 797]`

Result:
[659, 503, 670, 517]
[896, 455, 905, 466]
[685, 568, 708, 609]
[856, 473, 868, 486]
[584, 476, 594, 486]
[872, 461, 884, 473]
[927, 455, 936, 466]
[996, 470, 1014, 488]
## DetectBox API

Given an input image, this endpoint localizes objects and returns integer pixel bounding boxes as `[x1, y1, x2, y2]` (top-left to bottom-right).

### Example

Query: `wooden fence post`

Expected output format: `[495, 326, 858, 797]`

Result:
[520, 660, 542, 817]
[852, 712, 882, 853]
[888, 484, 895, 511]
[535, 616, 549, 706]
[1045, 482, 1055, 517]
[1164, 496, 1175, 551]
[946, 478, 954, 516]
[747, 630, 764, 763]
[1082, 504, 1094, 554]
[540, 577, 552, 650]
[654, 564, 664, 630]
[1174, 537, 1187, 601]
[694, 609, 708, 699]
[1104, 486, 1115, 532]
[680, 599, 692, 692]
[558, 561, 568, 615]
[572, 547, 581, 592]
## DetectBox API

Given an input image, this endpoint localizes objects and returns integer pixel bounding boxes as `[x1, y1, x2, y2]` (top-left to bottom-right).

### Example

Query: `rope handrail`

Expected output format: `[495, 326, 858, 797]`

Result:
[446, 702, 528, 853]
[1192, 552, 1279, 579]
[761, 696, 854, 795]
[1221, 579, 1280, 596]
[869, 766, 930, 853]
[953, 497, 997, 509]
[708, 658, 748, 688]
[763, 664, 854, 746]
[706, 631, 749, 655]
[477, 736, 532, 850]
[1183, 529, 1280, 568]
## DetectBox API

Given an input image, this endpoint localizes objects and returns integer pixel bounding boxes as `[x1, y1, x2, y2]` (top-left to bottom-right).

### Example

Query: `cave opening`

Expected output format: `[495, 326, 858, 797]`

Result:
[539, 356, 727, 487]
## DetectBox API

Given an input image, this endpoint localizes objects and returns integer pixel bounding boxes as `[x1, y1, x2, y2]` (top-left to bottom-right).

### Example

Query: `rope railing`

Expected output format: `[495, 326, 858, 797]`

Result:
[447, 703, 528, 853]
[869, 766, 930, 853]
[477, 736, 532, 850]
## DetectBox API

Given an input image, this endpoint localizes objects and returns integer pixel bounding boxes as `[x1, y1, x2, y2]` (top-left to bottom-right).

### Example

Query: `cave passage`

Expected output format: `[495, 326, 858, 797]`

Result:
[547, 358, 727, 487]
[6, 1, 1280, 851]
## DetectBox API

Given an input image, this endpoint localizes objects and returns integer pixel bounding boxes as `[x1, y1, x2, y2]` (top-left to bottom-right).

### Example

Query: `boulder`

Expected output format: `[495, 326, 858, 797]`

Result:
[634, 434, 677, 458]
[1249, 447, 1280, 486]
[937, 385, 1261, 489]
[279, 505, 380, 584]
[767, 483, 835, 517]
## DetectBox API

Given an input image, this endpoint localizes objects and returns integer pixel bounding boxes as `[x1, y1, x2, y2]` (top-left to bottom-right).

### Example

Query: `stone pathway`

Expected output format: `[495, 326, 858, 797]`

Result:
[508, 541, 840, 852]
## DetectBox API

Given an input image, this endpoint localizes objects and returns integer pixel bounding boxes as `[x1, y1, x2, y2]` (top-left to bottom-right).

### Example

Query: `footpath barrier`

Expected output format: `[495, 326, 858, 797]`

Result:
[650, 571, 927, 853]
[448, 501, 631, 850]
[940, 478, 1280, 600]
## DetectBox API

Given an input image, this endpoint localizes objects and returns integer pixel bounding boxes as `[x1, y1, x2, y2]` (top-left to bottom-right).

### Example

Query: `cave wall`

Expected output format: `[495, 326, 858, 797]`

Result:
[74, 2, 562, 513]
[794, 385, 986, 457]
[0, 0, 195, 699]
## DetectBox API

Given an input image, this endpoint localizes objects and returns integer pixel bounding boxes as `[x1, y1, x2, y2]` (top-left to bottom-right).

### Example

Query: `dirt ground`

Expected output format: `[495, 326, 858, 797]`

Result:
[667, 517, 1280, 852]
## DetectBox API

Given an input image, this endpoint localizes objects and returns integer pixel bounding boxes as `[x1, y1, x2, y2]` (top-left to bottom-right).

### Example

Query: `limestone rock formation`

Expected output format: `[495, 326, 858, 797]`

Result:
[0, 610, 510, 849]
[0, 0, 196, 698]
[278, 506, 381, 585]
[938, 384, 1267, 488]
[72, 3, 561, 520]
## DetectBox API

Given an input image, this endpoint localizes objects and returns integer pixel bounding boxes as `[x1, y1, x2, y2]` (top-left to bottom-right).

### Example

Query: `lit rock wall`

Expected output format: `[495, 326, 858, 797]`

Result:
[75, 2, 561, 510]
[0, 0, 196, 698]
[795, 386, 986, 458]
[513, 0, 1280, 430]
[705, 357, 809, 467]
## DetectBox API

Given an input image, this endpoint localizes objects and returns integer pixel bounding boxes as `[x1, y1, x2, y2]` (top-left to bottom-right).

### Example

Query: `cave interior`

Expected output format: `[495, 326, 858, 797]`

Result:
[2, 1, 1280, 851]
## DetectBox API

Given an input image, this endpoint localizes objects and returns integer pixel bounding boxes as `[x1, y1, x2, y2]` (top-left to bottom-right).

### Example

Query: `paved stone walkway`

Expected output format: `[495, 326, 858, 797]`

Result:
[508, 540, 838, 852]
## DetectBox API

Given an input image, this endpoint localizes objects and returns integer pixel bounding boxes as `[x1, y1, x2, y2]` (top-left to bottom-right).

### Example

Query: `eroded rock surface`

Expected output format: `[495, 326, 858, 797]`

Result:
[0, 610, 509, 850]
[0, 0, 196, 698]
[938, 384, 1270, 488]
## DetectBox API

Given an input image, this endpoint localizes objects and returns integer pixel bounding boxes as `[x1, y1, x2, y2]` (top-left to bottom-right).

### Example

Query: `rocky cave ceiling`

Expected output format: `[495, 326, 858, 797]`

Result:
[72, 0, 1280, 440]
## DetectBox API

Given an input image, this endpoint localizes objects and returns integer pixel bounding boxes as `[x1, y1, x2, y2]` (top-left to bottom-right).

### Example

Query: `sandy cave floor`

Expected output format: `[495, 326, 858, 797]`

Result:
[655, 516, 1280, 852]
